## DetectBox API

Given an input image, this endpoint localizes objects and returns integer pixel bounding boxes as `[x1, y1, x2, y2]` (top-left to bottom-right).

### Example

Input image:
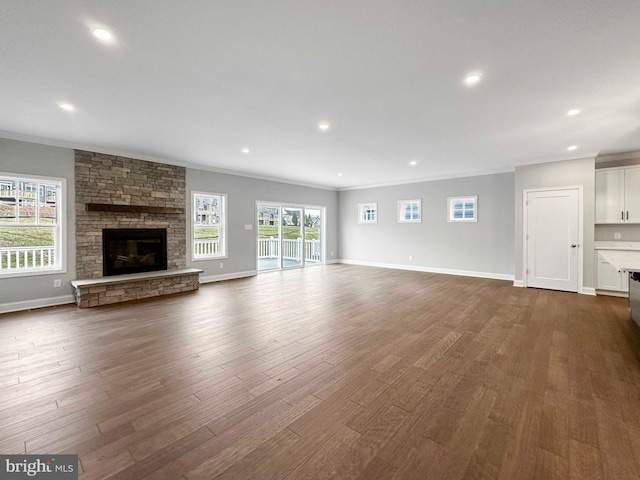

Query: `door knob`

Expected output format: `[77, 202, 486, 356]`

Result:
[571, 244, 577, 248]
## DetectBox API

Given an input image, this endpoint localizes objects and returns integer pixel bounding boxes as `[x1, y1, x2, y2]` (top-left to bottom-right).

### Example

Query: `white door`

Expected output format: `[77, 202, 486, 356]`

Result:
[526, 188, 579, 292]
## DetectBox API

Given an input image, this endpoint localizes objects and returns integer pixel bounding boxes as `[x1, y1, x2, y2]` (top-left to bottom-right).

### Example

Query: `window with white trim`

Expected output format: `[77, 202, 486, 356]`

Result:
[398, 199, 421, 223]
[448, 196, 477, 222]
[0, 174, 65, 276]
[358, 202, 377, 224]
[193, 192, 227, 259]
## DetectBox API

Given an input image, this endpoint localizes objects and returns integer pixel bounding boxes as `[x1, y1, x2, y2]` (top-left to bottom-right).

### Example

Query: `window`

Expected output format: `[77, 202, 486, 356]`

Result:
[398, 199, 421, 223]
[0, 173, 65, 276]
[192, 192, 226, 259]
[448, 196, 477, 222]
[358, 202, 378, 224]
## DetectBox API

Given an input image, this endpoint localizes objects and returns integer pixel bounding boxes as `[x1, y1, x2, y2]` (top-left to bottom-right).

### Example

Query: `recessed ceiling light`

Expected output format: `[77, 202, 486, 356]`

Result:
[58, 103, 75, 112]
[567, 109, 581, 116]
[241, 148, 250, 154]
[318, 121, 330, 131]
[409, 160, 417, 166]
[567, 145, 578, 151]
[464, 73, 482, 85]
[337, 172, 343, 177]
[92, 28, 113, 41]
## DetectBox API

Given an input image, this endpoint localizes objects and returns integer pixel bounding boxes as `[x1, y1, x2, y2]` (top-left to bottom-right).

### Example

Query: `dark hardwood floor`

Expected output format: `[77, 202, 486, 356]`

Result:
[2, 265, 640, 479]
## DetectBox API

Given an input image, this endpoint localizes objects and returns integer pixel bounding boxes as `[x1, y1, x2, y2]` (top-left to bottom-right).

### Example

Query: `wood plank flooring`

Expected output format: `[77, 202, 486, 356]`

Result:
[2, 265, 640, 479]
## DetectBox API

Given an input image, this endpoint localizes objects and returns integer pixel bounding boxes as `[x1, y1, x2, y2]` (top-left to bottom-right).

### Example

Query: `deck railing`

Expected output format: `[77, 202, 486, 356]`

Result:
[0, 246, 55, 270]
[193, 237, 322, 262]
[194, 240, 220, 257]
[258, 237, 320, 263]
[258, 237, 280, 259]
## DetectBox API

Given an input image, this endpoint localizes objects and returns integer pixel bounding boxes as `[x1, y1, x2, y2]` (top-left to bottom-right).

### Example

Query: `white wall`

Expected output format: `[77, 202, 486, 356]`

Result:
[338, 173, 515, 279]
[514, 157, 596, 289]
[0, 138, 76, 311]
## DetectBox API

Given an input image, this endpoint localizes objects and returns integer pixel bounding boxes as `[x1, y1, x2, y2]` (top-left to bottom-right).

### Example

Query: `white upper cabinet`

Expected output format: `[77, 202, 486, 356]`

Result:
[625, 167, 640, 222]
[596, 169, 625, 223]
[595, 166, 640, 223]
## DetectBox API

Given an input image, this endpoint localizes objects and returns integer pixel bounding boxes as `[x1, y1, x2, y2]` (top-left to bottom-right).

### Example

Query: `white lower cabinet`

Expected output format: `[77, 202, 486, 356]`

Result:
[596, 252, 629, 292]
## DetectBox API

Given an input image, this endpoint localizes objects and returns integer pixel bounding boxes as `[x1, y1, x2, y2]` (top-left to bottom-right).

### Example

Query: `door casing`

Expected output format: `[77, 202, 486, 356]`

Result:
[522, 186, 584, 293]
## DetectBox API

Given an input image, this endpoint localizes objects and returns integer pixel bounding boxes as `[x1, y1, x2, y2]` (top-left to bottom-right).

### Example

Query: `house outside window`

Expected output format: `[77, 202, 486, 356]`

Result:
[0, 173, 65, 276]
[192, 192, 227, 259]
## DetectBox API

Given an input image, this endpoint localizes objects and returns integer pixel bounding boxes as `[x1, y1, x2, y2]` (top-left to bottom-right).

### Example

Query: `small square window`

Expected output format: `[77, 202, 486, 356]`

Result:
[398, 199, 421, 223]
[358, 202, 377, 224]
[448, 196, 477, 222]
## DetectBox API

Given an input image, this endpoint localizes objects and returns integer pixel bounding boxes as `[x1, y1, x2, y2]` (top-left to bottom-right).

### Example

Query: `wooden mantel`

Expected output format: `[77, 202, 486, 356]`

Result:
[85, 203, 184, 214]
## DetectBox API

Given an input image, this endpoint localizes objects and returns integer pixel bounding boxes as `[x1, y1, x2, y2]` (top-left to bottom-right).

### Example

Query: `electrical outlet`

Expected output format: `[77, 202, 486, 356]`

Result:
[614, 232, 621, 240]
[409, 255, 413, 261]
[330, 251, 334, 256]
[53, 279, 62, 288]
[219, 262, 224, 269]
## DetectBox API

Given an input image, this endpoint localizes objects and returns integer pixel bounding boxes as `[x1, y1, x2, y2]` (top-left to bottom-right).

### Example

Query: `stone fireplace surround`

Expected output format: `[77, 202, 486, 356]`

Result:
[73, 150, 200, 307]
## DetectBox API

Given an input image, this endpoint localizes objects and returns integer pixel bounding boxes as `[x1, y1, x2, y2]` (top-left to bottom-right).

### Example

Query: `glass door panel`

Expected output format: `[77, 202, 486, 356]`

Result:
[282, 207, 303, 268]
[304, 208, 322, 265]
[257, 203, 281, 271]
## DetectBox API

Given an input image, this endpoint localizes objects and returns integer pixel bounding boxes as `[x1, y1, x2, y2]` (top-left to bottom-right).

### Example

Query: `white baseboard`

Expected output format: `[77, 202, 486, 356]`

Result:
[0, 294, 75, 315]
[337, 259, 515, 282]
[595, 289, 628, 298]
[200, 270, 257, 284]
[510, 281, 595, 294]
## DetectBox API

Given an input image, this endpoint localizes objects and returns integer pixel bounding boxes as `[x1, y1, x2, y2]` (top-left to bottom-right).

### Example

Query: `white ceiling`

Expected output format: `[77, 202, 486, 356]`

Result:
[1, 1, 639, 189]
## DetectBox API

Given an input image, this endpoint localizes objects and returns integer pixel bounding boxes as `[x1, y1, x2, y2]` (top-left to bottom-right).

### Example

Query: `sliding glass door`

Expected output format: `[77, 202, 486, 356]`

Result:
[257, 203, 324, 272]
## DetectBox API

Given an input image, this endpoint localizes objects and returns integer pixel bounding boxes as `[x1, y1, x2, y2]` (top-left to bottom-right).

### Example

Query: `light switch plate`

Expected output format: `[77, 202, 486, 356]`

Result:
[244, 224, 253, 230]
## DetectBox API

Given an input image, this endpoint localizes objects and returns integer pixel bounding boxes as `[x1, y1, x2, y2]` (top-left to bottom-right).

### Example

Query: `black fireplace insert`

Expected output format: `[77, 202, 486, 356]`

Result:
[102, 228, 167, 276]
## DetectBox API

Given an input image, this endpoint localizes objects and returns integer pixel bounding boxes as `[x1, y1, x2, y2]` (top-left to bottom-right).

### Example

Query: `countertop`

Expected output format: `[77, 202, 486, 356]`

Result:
[595, 241, 640, 251]
[598, 250, 640, 273]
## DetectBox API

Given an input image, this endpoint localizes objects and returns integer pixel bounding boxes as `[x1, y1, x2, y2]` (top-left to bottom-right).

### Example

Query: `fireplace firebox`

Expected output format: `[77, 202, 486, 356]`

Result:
[102, 228, 168, 276]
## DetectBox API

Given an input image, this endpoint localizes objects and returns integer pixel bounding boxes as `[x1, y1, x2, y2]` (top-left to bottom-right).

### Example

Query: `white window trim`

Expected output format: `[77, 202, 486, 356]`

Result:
[447, 195, 478, 222]
[191, 191, 228, 261]
[397, 199, 421, 223]
[358, 202, 378, 224]
[0, 172, 66, 278]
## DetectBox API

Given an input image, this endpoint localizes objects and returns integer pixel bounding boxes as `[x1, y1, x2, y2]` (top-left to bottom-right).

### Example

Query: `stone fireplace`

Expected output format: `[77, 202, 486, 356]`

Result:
[75, 150, 186, 279]
[72, 150, 200, 307]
